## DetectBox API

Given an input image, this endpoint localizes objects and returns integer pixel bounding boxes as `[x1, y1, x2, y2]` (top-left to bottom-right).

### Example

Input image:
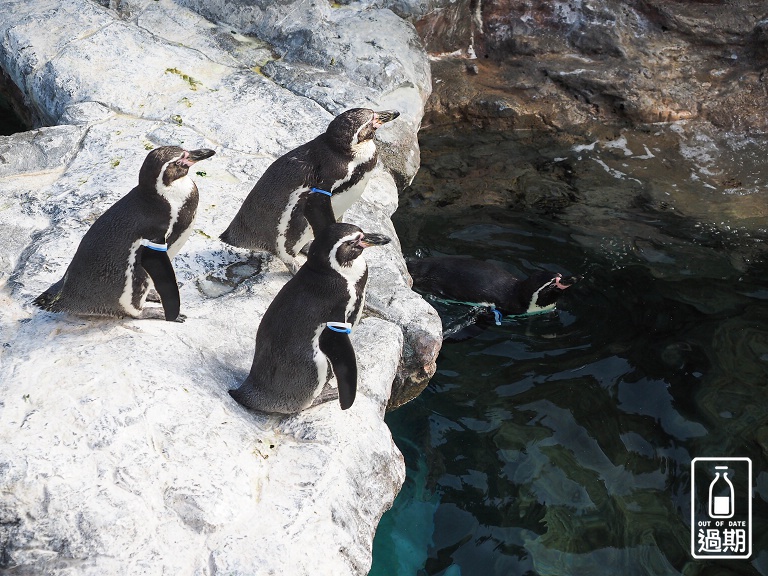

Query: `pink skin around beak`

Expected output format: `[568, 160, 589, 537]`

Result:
[176, 151, 195, 168]
[553, 274, 573, 290]
[175, 149, 216, 167]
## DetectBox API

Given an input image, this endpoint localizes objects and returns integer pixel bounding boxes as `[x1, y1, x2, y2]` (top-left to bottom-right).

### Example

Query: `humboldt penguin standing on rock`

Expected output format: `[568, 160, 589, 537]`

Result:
[228, 221, 391, 414]
[34, 146, 216, 321]
[219, 108, 399, 271]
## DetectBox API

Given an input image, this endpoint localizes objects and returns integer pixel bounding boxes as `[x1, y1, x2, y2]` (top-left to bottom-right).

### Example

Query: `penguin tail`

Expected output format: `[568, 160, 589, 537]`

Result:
[32, 293, 52, 310]
[220, 227, 252, 250]
[32, 279, 65, 311]
[219, 227, 234, 246]
[229, 380, 260, 410]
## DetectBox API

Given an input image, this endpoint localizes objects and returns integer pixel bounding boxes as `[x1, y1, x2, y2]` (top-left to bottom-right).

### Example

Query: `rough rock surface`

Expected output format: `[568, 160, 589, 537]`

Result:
[373, 0, 768, 234]
[0, 0, 441, 574]
[393, 0, 768, 134]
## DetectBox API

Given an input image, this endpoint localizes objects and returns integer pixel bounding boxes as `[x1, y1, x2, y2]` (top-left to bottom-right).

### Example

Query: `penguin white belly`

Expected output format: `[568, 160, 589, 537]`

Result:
[290, 214, 314, 259]
[526, 283, 558, 314]
[311, 324, 330, 400]
[352, 284, 367, 327]
[118, 239, 147, 317]
[330, 255, 367, 322]
[278, 187, 306, 261]
[330, 140, 376, 218]
[331, 171, 372, 217]
[168, 224, 194, 259]
[157, 174, 196, 240]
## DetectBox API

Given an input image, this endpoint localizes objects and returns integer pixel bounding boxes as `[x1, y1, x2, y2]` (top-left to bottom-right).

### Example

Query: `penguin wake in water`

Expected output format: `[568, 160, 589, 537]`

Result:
[228, 222, 391, 414]
[407, 255, 580, 340]
[34, 146, 216, 321]
[220, 107, 399, 272]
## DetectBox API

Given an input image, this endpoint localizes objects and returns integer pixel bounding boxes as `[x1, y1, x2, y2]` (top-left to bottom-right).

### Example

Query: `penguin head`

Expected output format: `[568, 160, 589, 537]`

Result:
[308, 223, 391, 271]
[519, 272, 580, 314]
[138, 146, 216, 190]
[325, 108, 400, 151]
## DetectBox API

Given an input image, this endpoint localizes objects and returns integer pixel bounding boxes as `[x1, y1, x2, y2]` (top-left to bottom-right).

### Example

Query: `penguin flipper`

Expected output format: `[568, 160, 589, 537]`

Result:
[139, 246, 180, 321]
[319, 327, 357, 410]
[304, 191, 336, 236]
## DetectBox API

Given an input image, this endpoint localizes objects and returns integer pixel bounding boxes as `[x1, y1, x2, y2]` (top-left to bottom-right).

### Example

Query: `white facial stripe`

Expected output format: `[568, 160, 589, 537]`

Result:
[328, 232, 362, 271]
[155, 155, 196, 240]
[526, 280, 557, 314]
[329, 232, 367, 322]
[350, 113, 374, 146]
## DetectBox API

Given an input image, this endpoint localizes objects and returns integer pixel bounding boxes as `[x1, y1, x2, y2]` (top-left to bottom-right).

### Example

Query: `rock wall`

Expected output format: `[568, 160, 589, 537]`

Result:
[395, 0, 768, 134]
[0, 0, 441, 574]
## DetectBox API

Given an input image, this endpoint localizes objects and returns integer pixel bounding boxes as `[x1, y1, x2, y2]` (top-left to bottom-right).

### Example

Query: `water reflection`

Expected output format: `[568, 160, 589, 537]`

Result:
[371, 185, 768, 574]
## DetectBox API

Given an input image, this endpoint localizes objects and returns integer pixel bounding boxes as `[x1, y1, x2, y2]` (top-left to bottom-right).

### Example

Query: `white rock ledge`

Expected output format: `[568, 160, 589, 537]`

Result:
[0, 1, 441, 574]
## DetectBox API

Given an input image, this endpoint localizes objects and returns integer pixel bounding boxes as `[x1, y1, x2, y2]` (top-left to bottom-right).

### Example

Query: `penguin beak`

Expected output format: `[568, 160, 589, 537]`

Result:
[186, 149, 216, 163]
[554, 274, 581, 290]
[358, 232, 391, 248]
[372, 110, 400, 128]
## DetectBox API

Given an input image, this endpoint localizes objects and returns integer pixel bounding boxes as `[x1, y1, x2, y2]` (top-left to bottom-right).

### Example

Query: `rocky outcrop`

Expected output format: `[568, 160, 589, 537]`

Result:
[0, 1, 441, 574]
[365, 0, 768, 236]
[394, 0, 768, 134]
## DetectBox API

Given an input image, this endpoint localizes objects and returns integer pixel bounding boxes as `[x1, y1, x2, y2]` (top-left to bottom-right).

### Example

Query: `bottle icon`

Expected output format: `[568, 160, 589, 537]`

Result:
[709, 466, 734, 518]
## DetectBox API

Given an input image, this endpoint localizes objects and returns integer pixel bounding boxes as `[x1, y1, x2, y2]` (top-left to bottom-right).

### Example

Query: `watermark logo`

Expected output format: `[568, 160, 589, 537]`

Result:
[691, 457, 752, 559]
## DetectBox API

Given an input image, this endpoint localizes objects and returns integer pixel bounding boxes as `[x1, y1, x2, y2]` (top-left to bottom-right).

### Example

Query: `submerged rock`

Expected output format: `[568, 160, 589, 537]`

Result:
[0, 1, 441, 574]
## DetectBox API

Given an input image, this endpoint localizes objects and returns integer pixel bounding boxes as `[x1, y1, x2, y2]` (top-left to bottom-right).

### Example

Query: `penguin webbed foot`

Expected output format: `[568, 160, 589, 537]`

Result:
[145, 289, 161, 303]
[309, 386, 340, 408]
[287, 255, 307, 275]
[138, 307, 185, 322]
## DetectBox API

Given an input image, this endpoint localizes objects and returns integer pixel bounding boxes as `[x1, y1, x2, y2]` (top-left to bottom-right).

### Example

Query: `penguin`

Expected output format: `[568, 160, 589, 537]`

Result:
[33, 146, 216, 321]
[219, 108, 399, 271]
[407, 255, 580, 323]
[228, 221, 391, 414]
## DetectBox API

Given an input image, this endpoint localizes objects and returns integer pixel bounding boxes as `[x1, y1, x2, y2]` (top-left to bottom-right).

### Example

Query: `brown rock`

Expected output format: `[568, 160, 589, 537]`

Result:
[414, 0, 768, 133]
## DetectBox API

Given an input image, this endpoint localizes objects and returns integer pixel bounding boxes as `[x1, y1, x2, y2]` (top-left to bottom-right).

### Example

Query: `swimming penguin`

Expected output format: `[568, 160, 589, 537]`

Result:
[407, 255, 579, 325]
[219, 108, 399, 271]
[33, 146, 216, 321]
[228, 222, 391, 414]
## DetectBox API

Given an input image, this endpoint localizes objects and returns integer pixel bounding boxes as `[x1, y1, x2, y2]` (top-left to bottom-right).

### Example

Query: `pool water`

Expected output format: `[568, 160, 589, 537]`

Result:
[370, 126, 768, 575]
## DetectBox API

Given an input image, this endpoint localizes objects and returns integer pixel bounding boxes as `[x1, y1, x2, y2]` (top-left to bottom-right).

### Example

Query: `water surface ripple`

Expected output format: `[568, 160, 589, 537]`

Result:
[371, 125, 768, 576]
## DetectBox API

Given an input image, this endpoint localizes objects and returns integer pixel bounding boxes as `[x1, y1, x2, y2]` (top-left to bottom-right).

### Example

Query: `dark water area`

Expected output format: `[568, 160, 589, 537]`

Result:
[370, 125, 768, 575]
